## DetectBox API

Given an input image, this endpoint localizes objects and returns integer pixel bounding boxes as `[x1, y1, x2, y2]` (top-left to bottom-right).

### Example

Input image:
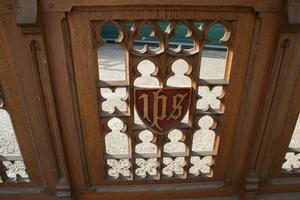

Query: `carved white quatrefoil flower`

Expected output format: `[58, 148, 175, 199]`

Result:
[189, 156, 214, 176]
[282, 152, 300, 171]
[107, 159, 131, 179]
[197, 86, 223, 110]
[2, 161, 28, 181]
[135, 158, 158, 178]
[162, 157, 186, 177]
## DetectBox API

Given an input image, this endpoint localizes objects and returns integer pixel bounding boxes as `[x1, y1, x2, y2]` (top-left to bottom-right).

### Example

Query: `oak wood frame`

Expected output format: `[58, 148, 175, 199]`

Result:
[1, 0, 300, 199]
[67, 6, 254, 188]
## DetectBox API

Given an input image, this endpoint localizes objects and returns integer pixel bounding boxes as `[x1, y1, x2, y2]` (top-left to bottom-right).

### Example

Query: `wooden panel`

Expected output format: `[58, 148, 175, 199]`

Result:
[0, 15, 41, 187]
[270, 33, 300, 177]
[42, 12, 88, 191]
[67, 6, 256, 192]
[0, 4, 66, 199]
[255, 32, 300, 180]
[3, 0, 300, 199]
[228, 12, 282, 185]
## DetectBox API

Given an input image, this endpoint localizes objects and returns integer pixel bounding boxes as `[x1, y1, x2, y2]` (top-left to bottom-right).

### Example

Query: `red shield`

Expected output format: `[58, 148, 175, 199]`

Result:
[135, 88, 191, 134]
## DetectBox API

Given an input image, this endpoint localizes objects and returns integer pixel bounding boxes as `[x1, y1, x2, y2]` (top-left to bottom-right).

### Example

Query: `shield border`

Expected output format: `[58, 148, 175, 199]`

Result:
[134, 87, 192, 135]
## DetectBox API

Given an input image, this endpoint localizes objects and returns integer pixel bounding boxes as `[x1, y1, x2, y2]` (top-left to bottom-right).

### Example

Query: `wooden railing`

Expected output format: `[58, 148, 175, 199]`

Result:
[0, 0, 299, 200]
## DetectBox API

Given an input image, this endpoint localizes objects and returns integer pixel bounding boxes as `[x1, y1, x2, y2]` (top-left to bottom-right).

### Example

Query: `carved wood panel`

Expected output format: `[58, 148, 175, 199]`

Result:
[268, 35, 300, 178]
[68, 7, 254, 185]
[0, 19, 45, 189]
[2, 0, 300, 199]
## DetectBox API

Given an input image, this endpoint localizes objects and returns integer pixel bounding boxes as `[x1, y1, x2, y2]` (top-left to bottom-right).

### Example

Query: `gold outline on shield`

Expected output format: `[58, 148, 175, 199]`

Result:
[134, 87, 192, 135]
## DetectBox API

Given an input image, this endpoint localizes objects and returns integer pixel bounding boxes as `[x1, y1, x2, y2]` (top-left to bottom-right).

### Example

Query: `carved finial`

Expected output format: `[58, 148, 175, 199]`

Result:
[281, 38, 291, 48]
[30, 40, 41, 51]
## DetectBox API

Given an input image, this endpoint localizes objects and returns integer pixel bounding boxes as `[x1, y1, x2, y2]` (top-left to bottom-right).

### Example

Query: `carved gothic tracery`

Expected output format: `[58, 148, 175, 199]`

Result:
[93, 20, 233, 180]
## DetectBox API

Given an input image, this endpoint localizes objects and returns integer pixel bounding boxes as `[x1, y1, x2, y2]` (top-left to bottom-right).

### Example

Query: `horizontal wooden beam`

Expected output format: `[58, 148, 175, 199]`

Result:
[40, 0, 282, 12]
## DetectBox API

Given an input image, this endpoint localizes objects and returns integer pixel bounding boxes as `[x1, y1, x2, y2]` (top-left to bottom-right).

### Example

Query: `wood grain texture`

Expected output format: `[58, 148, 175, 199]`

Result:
[66, 5, 257, 196]
[39, 0, 282, 12]
[0, 4, 67, 200]
[0, 15, 41, 187]
[2, 0, 300, 199]
[42, 12, 88, 190]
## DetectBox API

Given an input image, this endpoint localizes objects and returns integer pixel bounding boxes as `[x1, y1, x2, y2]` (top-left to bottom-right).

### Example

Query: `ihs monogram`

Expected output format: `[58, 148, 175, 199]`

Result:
[135, 88, 191, 134]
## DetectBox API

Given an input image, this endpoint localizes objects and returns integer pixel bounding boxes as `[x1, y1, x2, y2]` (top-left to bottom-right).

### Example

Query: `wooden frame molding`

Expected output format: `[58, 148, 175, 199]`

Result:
[1, 0, 300, 200]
